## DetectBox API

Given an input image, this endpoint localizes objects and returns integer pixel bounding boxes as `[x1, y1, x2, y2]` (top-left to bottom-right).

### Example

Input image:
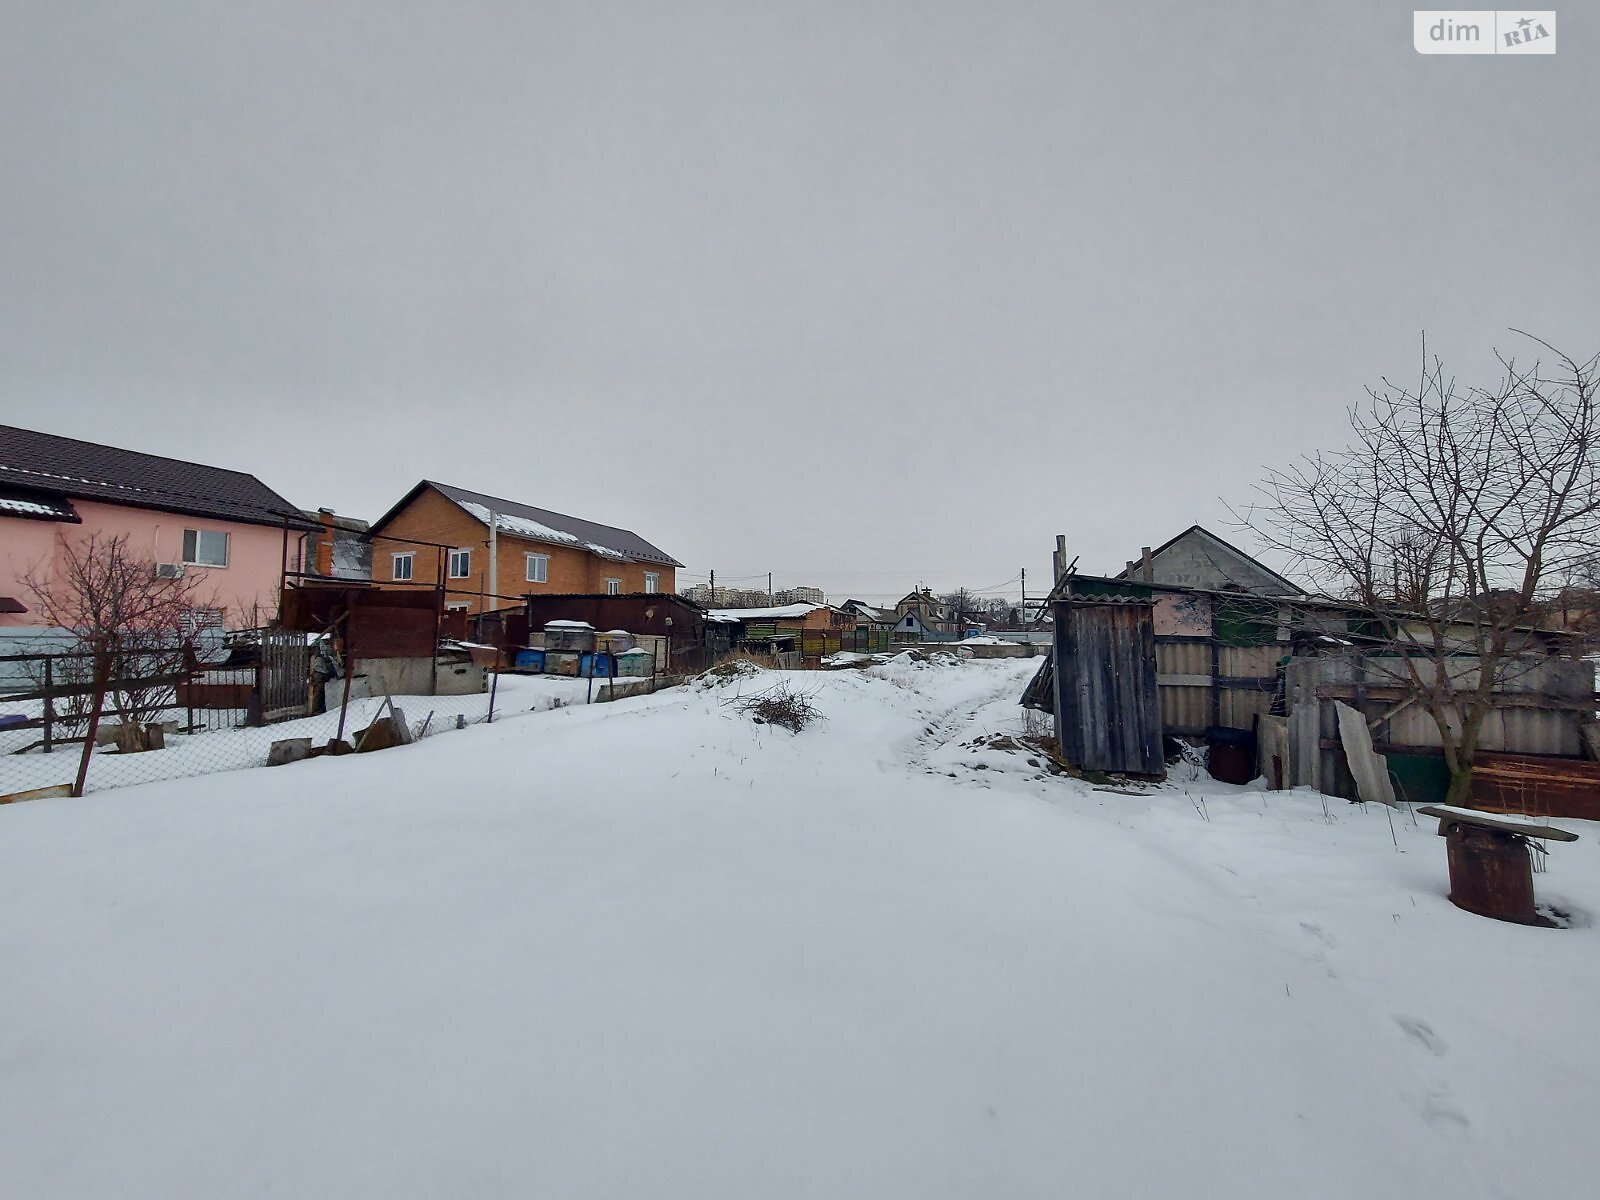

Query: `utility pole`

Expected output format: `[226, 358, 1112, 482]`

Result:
[768, 572, 773, 603]
[1020, 567, 1026, 623]
[487, 509, 498, 607]
[709, 569, 715, 606]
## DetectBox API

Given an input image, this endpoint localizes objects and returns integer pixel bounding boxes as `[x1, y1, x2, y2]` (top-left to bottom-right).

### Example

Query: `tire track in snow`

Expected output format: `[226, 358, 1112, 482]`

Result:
[895, 661, 1037, 777]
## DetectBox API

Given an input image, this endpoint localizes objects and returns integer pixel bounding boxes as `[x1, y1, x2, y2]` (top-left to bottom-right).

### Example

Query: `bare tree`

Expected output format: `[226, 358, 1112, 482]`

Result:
[981, 595, 1015, 623]
[1241, 333, 1600, 805]
[937, 588, 977, 618]
[22, 532, 220, 760]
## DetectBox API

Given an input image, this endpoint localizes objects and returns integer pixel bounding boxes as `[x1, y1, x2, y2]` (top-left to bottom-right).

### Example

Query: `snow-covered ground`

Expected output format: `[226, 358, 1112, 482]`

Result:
[1, 656, 1594, 1199]
[0, 673, 617, 795]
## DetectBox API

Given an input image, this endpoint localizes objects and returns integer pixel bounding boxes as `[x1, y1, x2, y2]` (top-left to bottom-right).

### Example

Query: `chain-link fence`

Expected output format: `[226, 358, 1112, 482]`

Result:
[0, 645, 540, 798]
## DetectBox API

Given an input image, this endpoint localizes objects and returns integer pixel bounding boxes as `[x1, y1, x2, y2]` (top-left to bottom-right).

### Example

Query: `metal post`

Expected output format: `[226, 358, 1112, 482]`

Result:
[486, 664, 499, 724]
[487, 509, 498, 604]
[432, 559, 443, 696]
[279, 518, 290, 596]
[42, 655, 53, 754]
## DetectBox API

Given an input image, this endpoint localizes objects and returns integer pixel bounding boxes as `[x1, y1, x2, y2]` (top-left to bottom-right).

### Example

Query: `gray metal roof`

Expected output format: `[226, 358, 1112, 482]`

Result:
[0, 425, 313, 530]
[424, 481, 682, 567]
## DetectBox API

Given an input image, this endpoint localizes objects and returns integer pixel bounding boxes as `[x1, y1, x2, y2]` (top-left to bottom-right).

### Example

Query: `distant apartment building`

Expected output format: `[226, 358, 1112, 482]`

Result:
[680, 582, 826, 608]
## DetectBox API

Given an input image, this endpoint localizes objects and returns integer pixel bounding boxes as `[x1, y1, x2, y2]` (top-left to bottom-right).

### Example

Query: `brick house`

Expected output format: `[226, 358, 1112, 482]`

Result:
[365, 481, 681, 616]
[894, 589, 957, 636]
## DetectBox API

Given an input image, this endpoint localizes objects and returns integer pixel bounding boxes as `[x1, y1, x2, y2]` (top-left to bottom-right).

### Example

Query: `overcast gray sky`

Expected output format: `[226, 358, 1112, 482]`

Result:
[4, 1, 1596, 603]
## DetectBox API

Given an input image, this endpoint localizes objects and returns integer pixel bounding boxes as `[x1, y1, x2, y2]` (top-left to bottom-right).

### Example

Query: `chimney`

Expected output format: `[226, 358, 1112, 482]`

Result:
[1141, 546, 1155, 582]
[315, 510, 337, 577]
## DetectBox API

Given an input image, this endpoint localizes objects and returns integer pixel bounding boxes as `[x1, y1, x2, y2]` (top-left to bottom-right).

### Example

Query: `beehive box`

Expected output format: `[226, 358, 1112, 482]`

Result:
[543, 651, 581, 677]
[543, 621, 596, 653]
[617, 648, 655, 677]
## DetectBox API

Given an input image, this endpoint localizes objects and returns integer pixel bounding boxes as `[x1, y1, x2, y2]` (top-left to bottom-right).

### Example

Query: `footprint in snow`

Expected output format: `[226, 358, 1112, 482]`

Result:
[1406, 1081, 1470, 1132]
[1298, 921, 1337, 949]
[1394, 1015, 1449, 1056]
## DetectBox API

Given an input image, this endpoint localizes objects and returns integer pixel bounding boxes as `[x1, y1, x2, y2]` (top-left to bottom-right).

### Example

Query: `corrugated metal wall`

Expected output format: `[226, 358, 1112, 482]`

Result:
[1222, 647, 1280, 730]
[1155, 640, 1209, 733]
[1304, 655, 1586, 757]
[1154, 641, 1281, 735]
[1287, 654, 1595, 798]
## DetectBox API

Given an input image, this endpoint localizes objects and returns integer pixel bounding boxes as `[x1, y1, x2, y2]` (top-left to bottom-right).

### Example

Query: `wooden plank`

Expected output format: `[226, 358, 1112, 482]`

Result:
[1317, 684, 1600, 712]
[2, 671, 190, 704]
[1416, 805, 1579, 842]
[1470, 755, 1600, 823]
[1, 783, 73, 804]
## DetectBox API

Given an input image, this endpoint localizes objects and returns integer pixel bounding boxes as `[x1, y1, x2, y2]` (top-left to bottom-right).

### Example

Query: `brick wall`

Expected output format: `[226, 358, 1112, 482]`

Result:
[370, 486, 676, 615]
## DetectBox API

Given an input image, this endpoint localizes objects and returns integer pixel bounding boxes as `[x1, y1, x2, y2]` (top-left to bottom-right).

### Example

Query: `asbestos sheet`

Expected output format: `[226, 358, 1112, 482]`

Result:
[1335, 700, 1398, 807]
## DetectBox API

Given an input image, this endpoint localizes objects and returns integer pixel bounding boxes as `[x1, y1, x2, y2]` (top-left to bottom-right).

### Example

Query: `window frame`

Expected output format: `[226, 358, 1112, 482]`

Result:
[643, 572, 659, 593]
[448, 548, 471, 579]
[181, 528, 230, 568]
[392, 552, 414, 582]
[605, 577, 622, 595]
[526, 553, 550, 584]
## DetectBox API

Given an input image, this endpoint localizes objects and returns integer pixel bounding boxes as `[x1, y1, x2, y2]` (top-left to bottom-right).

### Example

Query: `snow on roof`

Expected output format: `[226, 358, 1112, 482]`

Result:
[0, 494, 76, 518]
[544, 620, 595, 629]
[458, 501, 578, 545]
[417, 482, 679, 566]
[456, 501, 647, 562]
[708, 603, 827, 622]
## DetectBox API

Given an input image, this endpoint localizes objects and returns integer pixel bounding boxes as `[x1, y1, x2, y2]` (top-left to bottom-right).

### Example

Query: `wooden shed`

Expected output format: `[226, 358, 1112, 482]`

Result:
[1051, 596, 1164, 777]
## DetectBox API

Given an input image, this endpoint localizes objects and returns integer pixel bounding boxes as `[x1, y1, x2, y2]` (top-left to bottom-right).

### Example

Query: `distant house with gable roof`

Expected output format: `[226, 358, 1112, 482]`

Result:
[365, 481, 682, 616]
[1112, 525, 1302, 597]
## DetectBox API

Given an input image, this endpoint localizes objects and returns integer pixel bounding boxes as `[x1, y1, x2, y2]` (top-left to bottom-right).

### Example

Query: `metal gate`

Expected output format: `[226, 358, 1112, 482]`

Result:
[259, 629, 310, 723]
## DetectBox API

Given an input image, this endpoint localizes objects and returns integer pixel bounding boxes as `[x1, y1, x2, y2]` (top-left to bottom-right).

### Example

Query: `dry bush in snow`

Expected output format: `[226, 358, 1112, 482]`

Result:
[732, 680, 824, 733]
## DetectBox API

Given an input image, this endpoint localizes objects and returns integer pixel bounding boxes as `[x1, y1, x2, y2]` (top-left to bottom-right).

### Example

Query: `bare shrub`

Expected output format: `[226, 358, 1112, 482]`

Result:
[732, 680, 824, 733]
[21, 531, 220, 757]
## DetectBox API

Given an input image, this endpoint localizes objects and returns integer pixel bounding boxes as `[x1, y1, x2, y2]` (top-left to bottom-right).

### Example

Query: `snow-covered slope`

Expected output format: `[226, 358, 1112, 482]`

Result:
[1, 656, 1594, 1199]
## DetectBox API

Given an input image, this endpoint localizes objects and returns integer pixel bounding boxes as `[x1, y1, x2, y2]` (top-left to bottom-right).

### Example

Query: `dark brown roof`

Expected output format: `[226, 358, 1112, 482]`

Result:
[0, 425, 315, 530]
[370, 480, 682, 567]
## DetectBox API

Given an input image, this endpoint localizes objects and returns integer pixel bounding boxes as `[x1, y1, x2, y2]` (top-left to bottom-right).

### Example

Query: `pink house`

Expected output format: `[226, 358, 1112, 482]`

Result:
[1, 425, 316, 631]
